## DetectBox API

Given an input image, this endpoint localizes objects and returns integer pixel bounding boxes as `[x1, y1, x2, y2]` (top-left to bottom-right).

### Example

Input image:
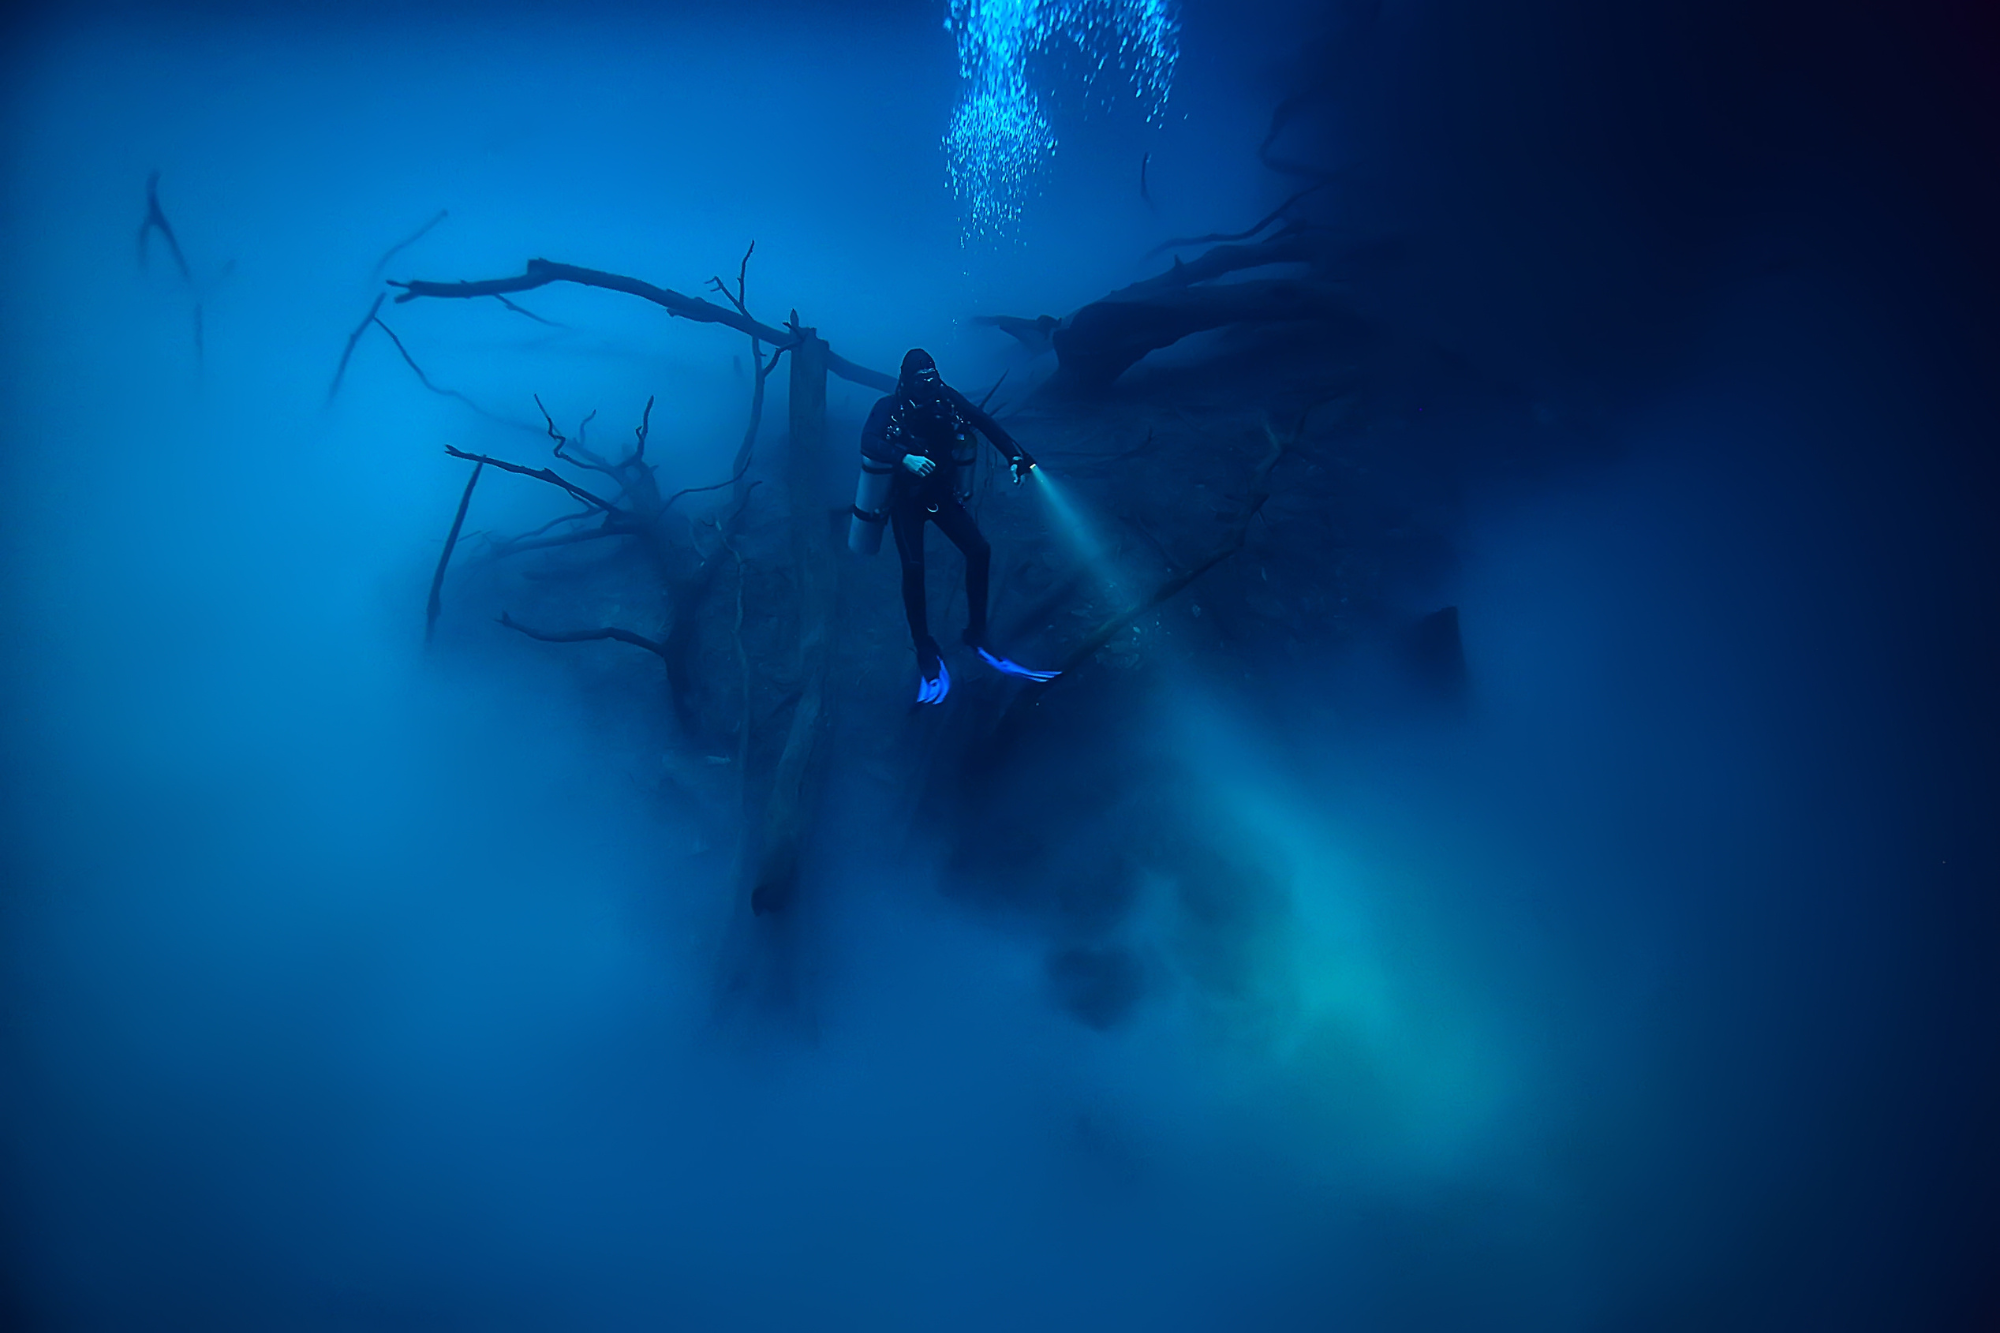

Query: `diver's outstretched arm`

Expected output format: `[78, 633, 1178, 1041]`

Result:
[943, 385, 1036, 480]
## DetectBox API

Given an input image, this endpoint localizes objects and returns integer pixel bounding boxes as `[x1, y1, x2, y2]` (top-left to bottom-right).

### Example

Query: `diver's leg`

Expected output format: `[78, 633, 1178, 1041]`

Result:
[933, 498, 992, 646]
[891, 500, 930, 645]
[935, 499, 1058, 681]
[891, 501, 947, 698]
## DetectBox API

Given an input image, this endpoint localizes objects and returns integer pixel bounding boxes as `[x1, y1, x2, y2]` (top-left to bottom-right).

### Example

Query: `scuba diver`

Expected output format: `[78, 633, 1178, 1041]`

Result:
[849, 349, 1059, 703]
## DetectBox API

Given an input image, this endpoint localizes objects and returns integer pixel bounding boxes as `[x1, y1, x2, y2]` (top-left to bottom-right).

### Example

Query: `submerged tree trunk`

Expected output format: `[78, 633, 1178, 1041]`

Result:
[750, 328, 836, 917]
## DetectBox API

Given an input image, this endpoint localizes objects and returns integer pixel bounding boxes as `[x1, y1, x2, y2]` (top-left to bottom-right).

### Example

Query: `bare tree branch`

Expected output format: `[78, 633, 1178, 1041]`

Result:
[371, 208, 447, 278]
[490, 293, 563, 326]
[374, 318, 527, 428]
[442, 444, 615, 511]
[327, 293, 385, 403]
[426, 460, 482, 643]
[389, 257, 895, 391]
[632, 394, 654, 462]
[137, 171, 190, 282]
[535, 394, 619, 476]
[707, 240, 756, 318]
[138, 171, 210, 369]
[498, 612, 669, 663]
[664, 450, 756, 509]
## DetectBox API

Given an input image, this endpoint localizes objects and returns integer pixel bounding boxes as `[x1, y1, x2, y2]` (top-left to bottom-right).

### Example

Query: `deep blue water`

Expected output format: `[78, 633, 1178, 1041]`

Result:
[2, 2, 1993, 1329]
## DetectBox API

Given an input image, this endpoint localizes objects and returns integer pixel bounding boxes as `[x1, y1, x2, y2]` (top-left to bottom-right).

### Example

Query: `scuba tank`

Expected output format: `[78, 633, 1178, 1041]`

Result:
[847, 456, 894, 555]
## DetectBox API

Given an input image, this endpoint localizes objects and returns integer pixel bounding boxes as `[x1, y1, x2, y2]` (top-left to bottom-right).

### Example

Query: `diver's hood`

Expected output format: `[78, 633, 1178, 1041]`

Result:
[898, 348, 943, 401]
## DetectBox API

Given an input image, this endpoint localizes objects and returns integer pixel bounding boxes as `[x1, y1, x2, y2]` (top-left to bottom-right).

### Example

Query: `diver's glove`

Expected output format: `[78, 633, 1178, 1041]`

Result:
[1009, 450, 1037, 484]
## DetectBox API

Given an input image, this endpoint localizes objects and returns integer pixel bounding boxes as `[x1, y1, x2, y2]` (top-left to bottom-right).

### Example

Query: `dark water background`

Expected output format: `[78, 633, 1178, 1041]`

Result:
[2, 1, 1993, 1328]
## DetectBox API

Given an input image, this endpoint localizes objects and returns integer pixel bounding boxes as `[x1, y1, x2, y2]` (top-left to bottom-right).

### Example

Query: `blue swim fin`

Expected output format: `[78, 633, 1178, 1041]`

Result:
[976, 647, 1060, 682]
[916, 660, 952, 705]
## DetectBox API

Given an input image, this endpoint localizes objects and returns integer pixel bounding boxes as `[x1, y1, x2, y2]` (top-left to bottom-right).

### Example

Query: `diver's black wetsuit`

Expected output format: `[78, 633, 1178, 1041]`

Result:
[860, 354, 1028, 663]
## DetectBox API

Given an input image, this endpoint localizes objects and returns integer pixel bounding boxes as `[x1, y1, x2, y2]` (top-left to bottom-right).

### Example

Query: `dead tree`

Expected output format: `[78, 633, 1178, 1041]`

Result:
[975, 224, 1367, 390]
[397, 237, 859, 927]
[411, 382, 740, 723]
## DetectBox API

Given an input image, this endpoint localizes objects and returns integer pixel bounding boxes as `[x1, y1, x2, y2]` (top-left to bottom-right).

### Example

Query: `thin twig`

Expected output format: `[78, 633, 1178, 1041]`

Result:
[708, 242, 774, 504]
[632, 394, 654, 461]
[490, 293, 563, 326]
[327, 293, 386, 403]
[533, 393, 567, 451]
[137, 172, 206, 370]
[664, 450, 756, 509]
[442, 444, 615, 511]
[533, 395, 616, 475]
[706, 240, 756, 318]
[137, 171, 190, 282]
[372, 208, 447, 278]
[426, 460, 483, 643]
[373, 318, 524, 428]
